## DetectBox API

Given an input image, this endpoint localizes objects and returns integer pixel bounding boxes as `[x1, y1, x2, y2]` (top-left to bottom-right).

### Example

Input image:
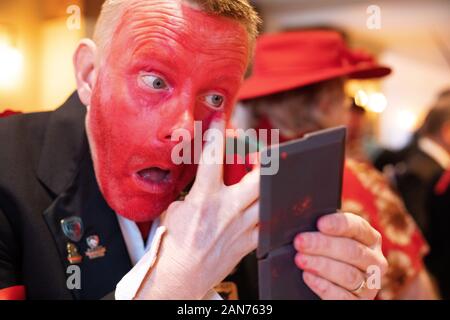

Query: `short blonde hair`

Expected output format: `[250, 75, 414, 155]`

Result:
[93, 0, 261, 59]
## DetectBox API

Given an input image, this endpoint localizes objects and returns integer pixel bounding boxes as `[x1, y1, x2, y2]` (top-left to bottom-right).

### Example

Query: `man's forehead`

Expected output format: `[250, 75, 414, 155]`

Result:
[113, 0, 249, 59]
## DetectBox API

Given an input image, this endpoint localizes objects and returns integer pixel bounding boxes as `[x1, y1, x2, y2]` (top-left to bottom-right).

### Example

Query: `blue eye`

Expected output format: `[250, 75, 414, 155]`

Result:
[141, 74, 168, 90]
[204, 94, 225, 109]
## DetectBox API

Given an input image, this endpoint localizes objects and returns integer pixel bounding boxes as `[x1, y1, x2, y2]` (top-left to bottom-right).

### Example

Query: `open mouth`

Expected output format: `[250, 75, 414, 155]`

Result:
[137, 167, 172, 184]
[133, 166, 175, 194]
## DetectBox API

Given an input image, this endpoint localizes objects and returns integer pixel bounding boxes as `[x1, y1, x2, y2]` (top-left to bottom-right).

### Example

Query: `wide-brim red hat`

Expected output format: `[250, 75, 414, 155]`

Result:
[238, 30, 392, 101]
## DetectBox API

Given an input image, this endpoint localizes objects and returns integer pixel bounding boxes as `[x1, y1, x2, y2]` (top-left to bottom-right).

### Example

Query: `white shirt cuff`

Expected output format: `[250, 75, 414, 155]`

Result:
[115, 225, 222, 300]
[115, 226, 167, 300]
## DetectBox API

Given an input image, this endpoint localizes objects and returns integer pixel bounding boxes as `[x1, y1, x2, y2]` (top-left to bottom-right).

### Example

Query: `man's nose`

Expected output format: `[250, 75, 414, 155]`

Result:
[157, 109, 195, 143]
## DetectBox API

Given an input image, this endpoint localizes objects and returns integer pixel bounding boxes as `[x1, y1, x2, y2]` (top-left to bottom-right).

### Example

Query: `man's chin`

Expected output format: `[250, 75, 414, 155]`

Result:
[115, 200, 172, 222]
[108, 193, 176, 223]
[99, 169, 195, 222]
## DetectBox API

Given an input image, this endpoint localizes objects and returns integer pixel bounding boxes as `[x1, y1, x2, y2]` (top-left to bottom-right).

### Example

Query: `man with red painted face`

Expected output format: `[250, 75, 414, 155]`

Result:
[0, 0, 387, 300]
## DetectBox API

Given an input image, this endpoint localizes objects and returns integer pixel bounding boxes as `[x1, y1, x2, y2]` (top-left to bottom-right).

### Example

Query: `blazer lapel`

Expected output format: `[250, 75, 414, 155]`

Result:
[36, 92, 87, 196]
[39, 93, 132, 299]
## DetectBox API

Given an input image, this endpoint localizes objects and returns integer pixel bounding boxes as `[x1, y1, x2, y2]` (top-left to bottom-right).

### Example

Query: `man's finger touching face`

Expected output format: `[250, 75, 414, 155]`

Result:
[80, 0, 251, 222]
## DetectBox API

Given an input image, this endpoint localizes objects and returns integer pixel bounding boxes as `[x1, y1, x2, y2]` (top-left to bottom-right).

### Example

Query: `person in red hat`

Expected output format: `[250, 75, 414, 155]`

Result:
[233, 30, 438, 299]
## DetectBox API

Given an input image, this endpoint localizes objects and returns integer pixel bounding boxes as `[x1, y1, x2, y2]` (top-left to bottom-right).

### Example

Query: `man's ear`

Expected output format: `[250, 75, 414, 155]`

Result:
[73, 39, 98, 107]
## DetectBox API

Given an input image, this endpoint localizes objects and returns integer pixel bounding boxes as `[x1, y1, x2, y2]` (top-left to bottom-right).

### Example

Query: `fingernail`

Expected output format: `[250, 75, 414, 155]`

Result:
[296, 253, 308, 268]
[295, 234, 309, 250]
[295, 235, 304, 250]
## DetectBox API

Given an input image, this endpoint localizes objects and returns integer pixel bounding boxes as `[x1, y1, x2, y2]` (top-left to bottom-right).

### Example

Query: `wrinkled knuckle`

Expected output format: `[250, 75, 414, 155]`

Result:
[349, 244, 364, 261]
[373, 230, 382, 244]
[357, 218, 368, 237]
[347, 269, 363, 289]
[340, 214, 352, 233]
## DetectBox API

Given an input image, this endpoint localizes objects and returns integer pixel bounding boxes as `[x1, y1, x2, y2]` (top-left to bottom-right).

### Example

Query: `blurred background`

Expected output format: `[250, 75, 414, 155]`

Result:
[0, 0, 449, 151]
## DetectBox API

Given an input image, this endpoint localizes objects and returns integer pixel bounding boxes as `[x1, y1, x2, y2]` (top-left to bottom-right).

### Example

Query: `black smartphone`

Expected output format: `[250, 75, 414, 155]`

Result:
[258, 126, 346, 300]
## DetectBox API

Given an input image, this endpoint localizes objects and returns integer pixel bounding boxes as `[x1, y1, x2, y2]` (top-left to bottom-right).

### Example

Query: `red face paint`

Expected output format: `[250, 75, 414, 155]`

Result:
[86, 1, 249, 222]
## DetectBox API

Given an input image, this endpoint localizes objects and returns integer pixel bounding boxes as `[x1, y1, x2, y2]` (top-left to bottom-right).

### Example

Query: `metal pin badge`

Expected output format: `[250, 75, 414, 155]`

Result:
[61, 216, 84, 243]
[85, 235, 106, 260]
[67, 242, 82, 264]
